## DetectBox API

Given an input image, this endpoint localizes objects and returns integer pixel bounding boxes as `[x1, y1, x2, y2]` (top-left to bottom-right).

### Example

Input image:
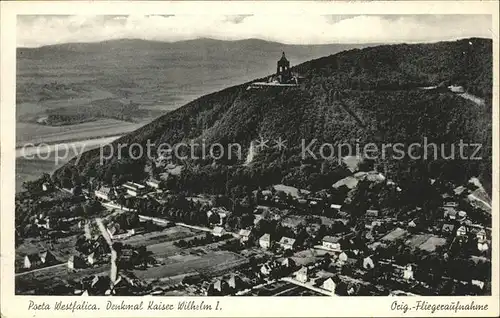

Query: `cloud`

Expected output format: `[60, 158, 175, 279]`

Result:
[17, 14, 492, 47]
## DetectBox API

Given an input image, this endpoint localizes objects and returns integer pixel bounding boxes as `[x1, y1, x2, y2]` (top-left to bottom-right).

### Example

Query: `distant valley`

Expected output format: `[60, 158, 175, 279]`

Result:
[17, 38, 370, 145]
[16, 38, 370, 191]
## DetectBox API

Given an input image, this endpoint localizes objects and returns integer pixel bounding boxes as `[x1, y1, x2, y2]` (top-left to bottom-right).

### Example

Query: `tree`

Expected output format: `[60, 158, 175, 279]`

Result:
[295, 227, 309, 246]
[208, 212, 220, 225]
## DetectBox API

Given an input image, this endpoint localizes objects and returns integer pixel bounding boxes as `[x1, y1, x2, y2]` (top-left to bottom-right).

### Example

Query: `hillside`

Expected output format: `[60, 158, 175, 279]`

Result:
[54, 38, 492, 198]
[17, 38, 367, 144]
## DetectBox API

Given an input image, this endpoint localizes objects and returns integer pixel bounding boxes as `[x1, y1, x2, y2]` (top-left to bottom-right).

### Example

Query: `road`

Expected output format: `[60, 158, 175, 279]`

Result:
[280, 277, 333, 296]
[468, 193, 492, 212]
[457, 92, 485, 106]
[139, 215, 242, 239]
[15, 263, 66, 277]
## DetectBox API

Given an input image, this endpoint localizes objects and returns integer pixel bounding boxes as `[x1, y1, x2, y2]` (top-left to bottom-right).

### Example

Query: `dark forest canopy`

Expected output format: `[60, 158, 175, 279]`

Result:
[54, 37, 492, 196]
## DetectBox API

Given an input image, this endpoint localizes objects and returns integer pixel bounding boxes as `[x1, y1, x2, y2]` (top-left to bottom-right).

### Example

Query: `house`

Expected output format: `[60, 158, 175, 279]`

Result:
[403, 264, 414, 280]
[122, 181, 146, 197]
[456, 226, 467, 237]
[471, 280, 485, 290]
[347, 286, 356, 296]
[330, 204, 342, 212]
[442, 224, 455, 234]
[337, 252, 348, 264]
[476, 229, 487, 242]
[260, 263, 273, 276]
[322, 236, 341, 252]
[259, 234, 272, 249]
[457, 211, 467, 220]
[260, 260, 279, 276]
[444, 201, 458, 208]
[24, 251, 56, 269]
[389, 290, 420, 296]
[253, 214, 263, 225]
[42, 182, 53, 192]
[295, 266, 308, 283]
[321, 278, 337, 294]
[146, 179, 162, 189]
[87, 252, 96, 266]
[94, 186, 117, 201]
[443, 207, 457, 220]
[477, 242, 489, 252]
[363, 256, 375, 270]
[365, 231, 374, 241]
[449, 85, 465, 93]
[68, 255, 87, 270]
[227, 275, 244, 290]
[212, 226, 225, 237]
[107, 224, 121, 237]
[107, 225, 135, 240]
[261, 189, 272, 197]
[454, 186, 467, 196]
[366, 209, 379, 218]
[24, 254, 42, 269]
[70, 186, 82, 196]
[279, 237, 296, 250]
[209, 279, 230, 295]
[35, 216, 51, 230]
[207, 207, 230, 225]
[40, 251, 56, 264]
[281, 257, 296, 269]
[408, 220, 417, 228]
[238, 229, 251, 243]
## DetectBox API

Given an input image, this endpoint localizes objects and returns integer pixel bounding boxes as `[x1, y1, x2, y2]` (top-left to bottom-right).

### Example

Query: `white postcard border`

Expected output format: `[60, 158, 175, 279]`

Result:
[1, 1, 499, 317]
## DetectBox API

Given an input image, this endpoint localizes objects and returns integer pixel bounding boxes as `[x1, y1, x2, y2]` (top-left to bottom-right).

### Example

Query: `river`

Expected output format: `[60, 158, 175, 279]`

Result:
[15, 135, 121, 193]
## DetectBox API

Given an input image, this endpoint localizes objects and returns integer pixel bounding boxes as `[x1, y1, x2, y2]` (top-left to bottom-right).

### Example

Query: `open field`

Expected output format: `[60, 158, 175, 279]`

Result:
[418, 236, 447, 252]
[405, 234, 433, 249]
[15, 262, 109, 293]
[404, 233, 447, 252]
[134, 251, 248, 280]
[290, 248, 330, 266]
[15, 225, 239, 294]
[122, 225, 202, 247]
[16, 234, 80, 266]
[273, 184, 309, 198]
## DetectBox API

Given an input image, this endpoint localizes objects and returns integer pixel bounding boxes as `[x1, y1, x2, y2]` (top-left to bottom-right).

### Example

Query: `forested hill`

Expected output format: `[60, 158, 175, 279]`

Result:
[56, 37, 492, 196]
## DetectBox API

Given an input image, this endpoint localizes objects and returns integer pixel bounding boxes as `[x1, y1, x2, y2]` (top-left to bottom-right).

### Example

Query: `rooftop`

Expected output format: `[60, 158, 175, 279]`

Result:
[322, 236, 340, 243]
[279, 237, 296, 245]
[260, 233, 271, 241]
[381, 228, 407, 242]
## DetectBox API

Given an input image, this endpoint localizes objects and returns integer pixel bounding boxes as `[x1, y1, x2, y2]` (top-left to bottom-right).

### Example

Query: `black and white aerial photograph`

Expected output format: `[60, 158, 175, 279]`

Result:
[12, 11, 494, 299]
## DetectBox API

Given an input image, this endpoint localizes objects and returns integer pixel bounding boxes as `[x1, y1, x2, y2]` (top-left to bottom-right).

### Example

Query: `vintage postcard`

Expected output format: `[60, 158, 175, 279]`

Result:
[1, 0, 499, 317]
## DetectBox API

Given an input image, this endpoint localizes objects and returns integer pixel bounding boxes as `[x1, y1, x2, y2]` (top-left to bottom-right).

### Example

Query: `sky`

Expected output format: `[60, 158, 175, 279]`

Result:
[17, 14, 493, 48]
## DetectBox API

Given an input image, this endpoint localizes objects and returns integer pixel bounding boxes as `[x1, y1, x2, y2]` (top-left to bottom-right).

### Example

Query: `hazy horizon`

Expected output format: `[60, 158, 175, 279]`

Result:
[17, 35, 493, 50]
[17, 14, 492, 48]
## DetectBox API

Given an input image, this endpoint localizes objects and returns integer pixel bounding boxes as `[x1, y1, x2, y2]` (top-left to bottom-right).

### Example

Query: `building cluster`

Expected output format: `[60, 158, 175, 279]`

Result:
[94, 179, 164, 201]
[23, 250, 57, 270]
[18, 163, 492, 298]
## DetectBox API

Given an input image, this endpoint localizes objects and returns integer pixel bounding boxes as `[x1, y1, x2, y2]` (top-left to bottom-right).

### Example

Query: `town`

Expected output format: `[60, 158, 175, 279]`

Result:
[15, 150, 492, 296]
[14, 48, 493, 297]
